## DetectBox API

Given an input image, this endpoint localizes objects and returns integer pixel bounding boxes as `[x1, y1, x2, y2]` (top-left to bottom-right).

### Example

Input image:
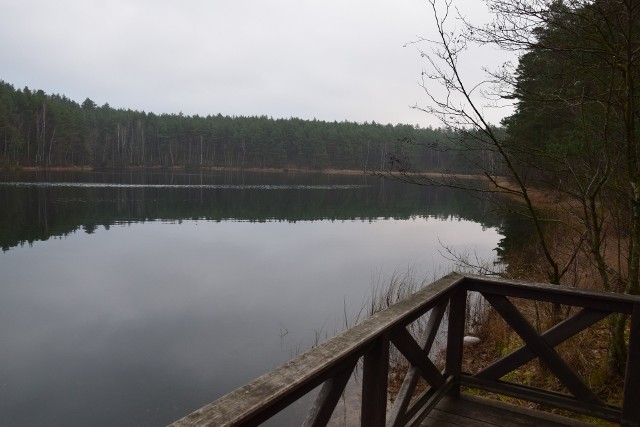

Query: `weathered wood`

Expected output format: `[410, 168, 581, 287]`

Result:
[476, 307, 610, 380]
[404, 375, 455, 427]
[482, 293, 602, 405]
[465, 275, 636, 314]
[169, 272, 463, 426]
[169, 273, 640, 426]
[445, 287, 466, 397]
[420, 394, 597, 427]
[622, 303, 640, 426]
[302, 361, 356, 427]
[387, 300, 447, 427]
[390, 327, 444, 388]
[362, 334, 390, 427]
[461, 375, 621, 423]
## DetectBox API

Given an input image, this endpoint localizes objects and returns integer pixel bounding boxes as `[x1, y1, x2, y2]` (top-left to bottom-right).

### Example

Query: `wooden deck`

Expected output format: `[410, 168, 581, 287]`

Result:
[170, 273, 640, 427]
[420, 395, 595, 427]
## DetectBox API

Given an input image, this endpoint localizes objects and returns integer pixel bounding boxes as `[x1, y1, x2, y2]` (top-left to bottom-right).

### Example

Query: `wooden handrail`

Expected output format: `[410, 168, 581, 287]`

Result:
[170, 272, 463, 426]
[463, 274, 640, 426]
[169, 273, 640, 427]
[465, 275, 638, 313]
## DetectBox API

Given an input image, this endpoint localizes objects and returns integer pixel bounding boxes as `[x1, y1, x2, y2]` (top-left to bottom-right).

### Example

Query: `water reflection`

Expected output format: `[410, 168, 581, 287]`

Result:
[0, 170, 501, 252]
[0, 171, 503, 426]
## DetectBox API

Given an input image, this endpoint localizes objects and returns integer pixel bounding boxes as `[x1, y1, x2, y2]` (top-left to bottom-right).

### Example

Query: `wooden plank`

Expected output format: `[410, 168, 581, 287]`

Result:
[482, 293, 602, 405]
[464, 275, 640, 314]
[388, 300, 448, 427]
[420, 414, 468, 427]
[405, 375, 455, 427]
[476, 308, 610, 380]
[391, 375, 455, 426]
[361, 334, 390, 427]
[461, 375, 621, 422]
[426, 402, 546, 426]
[302, 361, 356, 427]
[420, 394, 598, 426]
[169, 272, 463, 426]
[390, 326, 445, 388]
[621, 303, 640, 426]
[445, 287, 467, 397]
[464, 274, 640, 305]
[464, 275, 638, 314]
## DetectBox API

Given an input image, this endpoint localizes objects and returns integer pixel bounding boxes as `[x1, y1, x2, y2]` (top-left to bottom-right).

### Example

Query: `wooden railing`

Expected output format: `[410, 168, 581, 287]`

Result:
[170, 273, 640, 427]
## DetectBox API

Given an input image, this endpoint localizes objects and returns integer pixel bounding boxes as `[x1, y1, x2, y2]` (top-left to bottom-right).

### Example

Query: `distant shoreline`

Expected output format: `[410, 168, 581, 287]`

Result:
[4, 165, 492, 181]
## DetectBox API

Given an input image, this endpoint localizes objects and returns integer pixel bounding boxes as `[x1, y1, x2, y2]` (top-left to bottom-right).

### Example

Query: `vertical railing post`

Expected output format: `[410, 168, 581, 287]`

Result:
[622, 303, 640, 426]
[445, 285, 466, 397]
[361, 332, 390, 427]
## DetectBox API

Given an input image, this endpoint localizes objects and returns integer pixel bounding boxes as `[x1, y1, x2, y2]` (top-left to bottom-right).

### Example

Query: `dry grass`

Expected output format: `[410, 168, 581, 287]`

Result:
[459, 293, 625, 426]
[365, 268, 435, 385]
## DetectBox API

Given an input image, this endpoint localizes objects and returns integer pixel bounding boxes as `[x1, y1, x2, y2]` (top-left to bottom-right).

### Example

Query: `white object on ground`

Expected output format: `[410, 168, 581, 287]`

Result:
[463, 336, 481, 346]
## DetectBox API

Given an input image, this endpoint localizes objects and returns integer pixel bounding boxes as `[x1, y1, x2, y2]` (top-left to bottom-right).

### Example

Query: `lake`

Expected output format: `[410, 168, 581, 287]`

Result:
[0, 169, 504, 426]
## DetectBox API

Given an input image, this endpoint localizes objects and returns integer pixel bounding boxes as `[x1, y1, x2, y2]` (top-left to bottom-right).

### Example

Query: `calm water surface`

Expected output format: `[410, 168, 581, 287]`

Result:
[0, 170, 503, 426]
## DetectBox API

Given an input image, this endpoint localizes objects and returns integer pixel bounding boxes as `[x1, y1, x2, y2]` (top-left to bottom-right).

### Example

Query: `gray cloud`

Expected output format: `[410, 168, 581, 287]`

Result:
[0, 0, 514, 126]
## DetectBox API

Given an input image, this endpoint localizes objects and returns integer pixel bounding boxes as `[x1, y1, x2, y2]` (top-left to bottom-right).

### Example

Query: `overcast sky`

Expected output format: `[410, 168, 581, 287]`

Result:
[0, 0, 515, 127]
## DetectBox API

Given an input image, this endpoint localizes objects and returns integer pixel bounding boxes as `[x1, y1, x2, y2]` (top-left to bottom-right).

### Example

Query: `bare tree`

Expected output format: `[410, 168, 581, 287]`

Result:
[378, 0, 640, 373]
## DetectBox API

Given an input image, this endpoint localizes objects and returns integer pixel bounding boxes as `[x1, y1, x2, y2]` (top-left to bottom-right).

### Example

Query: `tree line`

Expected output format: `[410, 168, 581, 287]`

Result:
[0, 80, 482, 172]
[0, 172, 502, 252]
[387, 0, 639, 376]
